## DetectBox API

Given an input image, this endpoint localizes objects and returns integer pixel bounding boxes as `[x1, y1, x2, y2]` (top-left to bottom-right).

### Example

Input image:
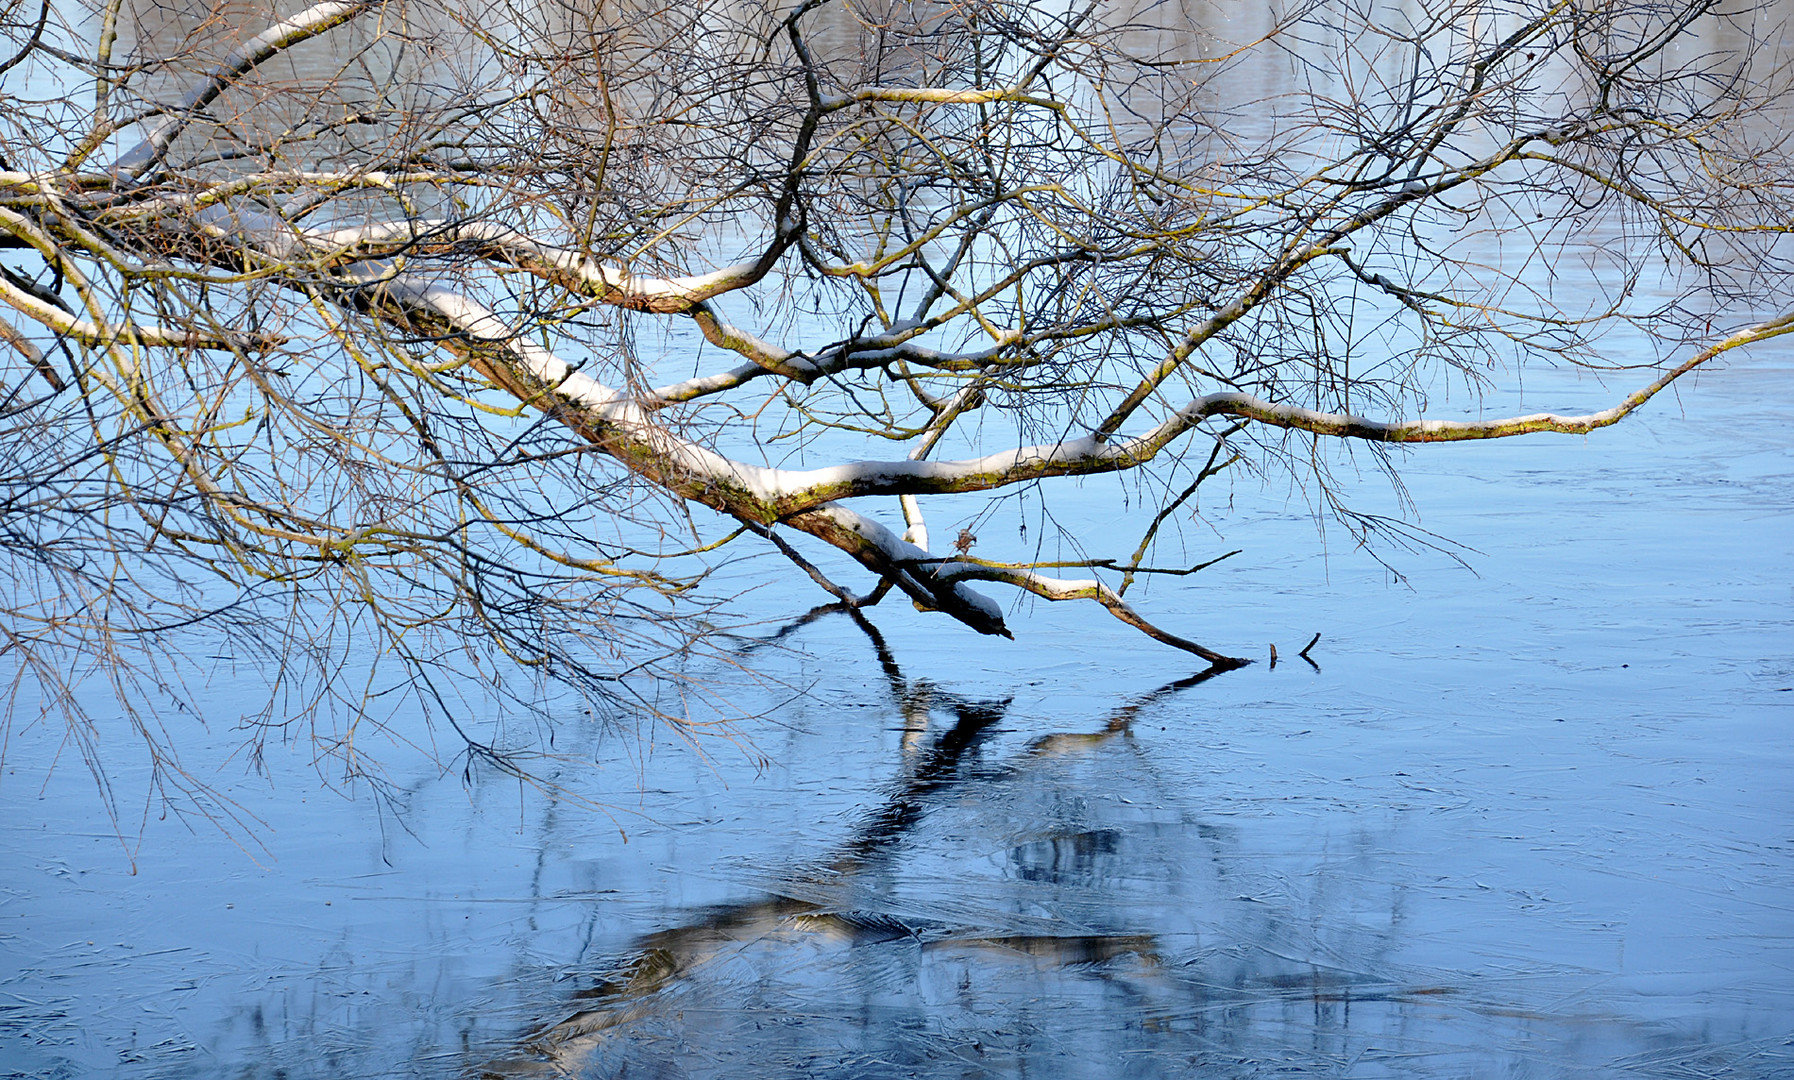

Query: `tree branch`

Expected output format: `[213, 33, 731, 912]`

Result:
[108, 0, 378, 177]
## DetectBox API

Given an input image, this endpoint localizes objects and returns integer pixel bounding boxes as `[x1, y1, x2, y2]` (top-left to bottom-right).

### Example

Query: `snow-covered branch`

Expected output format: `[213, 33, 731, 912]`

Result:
[335, 269, 1253, 652]
[694, 311, 1794, 515]
[110, 0, 378, 176]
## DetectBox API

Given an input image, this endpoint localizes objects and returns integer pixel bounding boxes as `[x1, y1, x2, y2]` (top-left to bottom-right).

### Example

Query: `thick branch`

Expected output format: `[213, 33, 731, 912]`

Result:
[317, 220, 773, 312]
[781, 505, 1011, 636]
[1169, 313, 1794, 442]
[216, 221, 1794, 518]
[715, 309, 1794, 513]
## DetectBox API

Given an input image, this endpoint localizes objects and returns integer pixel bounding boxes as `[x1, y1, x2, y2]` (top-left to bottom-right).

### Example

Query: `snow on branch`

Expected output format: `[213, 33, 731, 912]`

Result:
[941, 561, 1246, 666]
[110, 0, 379, 176]
[304, 221, 772, 312]
[338, 270, 1250, 653]
[1171, 311, 1794, 442]
[345, 275, 1029, 638]
[0, 262, 277, 351]
[716, 310, 1794, 515]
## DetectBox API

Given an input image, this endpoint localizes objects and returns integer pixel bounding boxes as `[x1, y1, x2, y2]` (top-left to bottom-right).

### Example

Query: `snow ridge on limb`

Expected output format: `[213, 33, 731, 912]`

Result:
[346, 269, 1254, 660]
[108, 0, 379, 177]
[294, 220, 773, 313]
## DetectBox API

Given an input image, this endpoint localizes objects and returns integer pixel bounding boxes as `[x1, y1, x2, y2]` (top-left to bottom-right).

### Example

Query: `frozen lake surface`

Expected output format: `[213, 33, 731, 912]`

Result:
[3, 354, 1792, 1078]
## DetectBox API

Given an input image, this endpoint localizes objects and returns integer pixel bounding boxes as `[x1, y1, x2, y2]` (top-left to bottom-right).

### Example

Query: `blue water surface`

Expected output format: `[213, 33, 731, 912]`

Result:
[1, 354, 1791, 1079]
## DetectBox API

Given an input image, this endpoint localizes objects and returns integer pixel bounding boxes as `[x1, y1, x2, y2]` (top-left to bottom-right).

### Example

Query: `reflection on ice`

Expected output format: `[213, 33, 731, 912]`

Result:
[480, 611, 1790, 1079]
[4, 356, 1792, 1079]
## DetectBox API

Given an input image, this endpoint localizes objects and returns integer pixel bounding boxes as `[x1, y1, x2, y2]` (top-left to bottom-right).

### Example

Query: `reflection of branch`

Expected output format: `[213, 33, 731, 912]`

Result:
[522, 656, 1011, 1055]
[1025, 665, 1235, 756]
[827, 600, 907, 700]
[504, 627, 1240, 1070]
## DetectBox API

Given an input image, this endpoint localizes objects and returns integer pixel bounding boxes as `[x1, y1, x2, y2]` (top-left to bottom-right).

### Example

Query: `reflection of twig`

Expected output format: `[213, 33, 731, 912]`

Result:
[829, 601, 906, 698]
[727, 601, 846, 655]
[1026, 664, 1235, 755]
[1299, 632, 1321, 671]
